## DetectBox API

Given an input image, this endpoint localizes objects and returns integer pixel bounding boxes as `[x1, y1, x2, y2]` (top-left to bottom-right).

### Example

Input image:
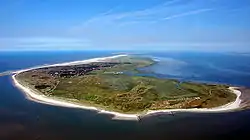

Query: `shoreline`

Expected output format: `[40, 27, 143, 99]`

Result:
[11, 55, 242, 120]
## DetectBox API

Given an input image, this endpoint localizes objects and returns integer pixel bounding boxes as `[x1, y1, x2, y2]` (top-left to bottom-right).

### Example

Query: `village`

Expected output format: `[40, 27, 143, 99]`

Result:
[35, 62, 127, 78]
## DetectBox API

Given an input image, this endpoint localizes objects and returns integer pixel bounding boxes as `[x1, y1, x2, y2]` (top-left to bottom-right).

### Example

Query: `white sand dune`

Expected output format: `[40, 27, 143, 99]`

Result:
[11, 55, 242, 120]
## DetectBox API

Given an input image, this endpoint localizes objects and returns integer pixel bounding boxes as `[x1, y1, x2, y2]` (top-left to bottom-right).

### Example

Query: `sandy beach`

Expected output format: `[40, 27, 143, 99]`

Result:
[145, 87, 242, 116]
[11, 55, 242, 120]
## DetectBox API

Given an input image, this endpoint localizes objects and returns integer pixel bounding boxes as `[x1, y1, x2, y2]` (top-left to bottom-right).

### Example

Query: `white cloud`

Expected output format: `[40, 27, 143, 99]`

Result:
[70, 0, 186, 31]
[162, 8, 213, 20]
[0, 37, 91, 50]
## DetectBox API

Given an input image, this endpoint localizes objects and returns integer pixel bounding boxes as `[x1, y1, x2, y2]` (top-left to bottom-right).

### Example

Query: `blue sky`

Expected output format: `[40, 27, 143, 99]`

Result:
[0, 0, 250, 51]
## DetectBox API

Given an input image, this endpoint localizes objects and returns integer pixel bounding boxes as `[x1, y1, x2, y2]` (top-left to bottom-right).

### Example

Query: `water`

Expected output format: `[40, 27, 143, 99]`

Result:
[140, 52, 250, 87]
[0, 51, 250, 140]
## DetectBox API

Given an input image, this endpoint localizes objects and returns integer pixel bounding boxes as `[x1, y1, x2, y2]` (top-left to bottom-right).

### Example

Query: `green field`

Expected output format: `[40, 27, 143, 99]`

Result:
[51, 74, 235, 113]
[16, 55, 236, 113]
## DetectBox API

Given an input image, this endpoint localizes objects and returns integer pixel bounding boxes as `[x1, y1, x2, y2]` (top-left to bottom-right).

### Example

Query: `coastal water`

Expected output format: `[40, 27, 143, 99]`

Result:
[1, 51, 250, 140]
[140, 52, 250, 87]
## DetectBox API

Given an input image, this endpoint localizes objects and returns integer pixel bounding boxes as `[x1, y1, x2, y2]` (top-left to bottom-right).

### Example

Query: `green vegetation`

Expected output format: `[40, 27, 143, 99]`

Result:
[51, 75, 236, 113]
[16, 55, 237, 113]
[89, 55, 155, 75]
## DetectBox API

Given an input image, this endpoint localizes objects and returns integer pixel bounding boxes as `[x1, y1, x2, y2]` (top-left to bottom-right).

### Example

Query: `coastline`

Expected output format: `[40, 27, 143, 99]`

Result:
[11, 55, 242, 120]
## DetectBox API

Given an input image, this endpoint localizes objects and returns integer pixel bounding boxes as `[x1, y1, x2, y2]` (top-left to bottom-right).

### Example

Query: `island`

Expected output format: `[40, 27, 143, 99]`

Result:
[12, 55, 242, 120]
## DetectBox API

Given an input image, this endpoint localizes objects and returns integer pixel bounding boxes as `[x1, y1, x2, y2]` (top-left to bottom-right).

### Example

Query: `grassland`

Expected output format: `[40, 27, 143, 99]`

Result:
[16, 55, 237, 113]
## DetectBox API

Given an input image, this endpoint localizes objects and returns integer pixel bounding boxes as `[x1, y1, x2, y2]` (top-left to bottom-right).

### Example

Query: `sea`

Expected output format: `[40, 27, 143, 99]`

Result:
[0, 51, 250, 140]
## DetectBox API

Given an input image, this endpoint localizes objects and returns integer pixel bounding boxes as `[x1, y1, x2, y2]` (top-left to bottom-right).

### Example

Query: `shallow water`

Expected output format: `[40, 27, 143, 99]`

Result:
[140, 52, 250, 87]
[0, 51, 250, 140]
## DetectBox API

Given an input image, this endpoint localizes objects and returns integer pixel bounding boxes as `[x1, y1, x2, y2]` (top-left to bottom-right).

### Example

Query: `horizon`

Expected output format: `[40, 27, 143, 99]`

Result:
[0, 0, 250, 52]
[2, 49, 250, 55]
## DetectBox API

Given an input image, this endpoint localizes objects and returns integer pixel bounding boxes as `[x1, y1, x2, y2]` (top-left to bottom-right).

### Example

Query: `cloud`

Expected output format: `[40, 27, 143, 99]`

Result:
[70, 0, 215, 33]
[162, 8, 213, 20]
[0, 37, 91, 50]
[70, 0, 187, 31]
[68, 0, 216, 47]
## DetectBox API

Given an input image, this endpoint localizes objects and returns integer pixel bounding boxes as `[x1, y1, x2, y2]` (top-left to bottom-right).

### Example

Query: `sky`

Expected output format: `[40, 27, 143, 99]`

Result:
[0, 0, 250, 52]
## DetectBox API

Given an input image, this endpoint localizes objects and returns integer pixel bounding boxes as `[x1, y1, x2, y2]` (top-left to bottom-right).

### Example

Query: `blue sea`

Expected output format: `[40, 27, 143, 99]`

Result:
[0, 51, 250, 140]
